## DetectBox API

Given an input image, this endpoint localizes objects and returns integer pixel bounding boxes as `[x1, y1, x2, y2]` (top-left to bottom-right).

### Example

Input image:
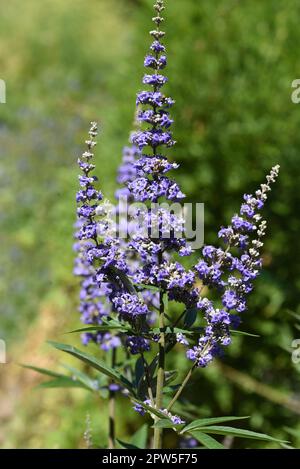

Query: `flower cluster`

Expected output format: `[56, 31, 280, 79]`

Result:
[73, 0, 280, 415]
[126, 0, 196, 314]
[74, 123, 110, 347]
[133, 400, 185, 425]
[188, 165, 280, 367]
[74, 123, 131, 351]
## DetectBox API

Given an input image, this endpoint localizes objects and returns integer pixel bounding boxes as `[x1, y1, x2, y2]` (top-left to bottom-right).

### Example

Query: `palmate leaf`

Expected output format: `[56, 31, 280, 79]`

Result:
[189, 431, 225, 449]
[153, 416, 286, 449]
[181, 416, 250, 434]
[190, 425, 286, 443]
[48, 341, 135, 395]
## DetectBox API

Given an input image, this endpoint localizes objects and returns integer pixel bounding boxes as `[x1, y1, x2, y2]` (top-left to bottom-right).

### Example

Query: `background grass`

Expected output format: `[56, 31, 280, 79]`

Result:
[0, 0, 300, 448]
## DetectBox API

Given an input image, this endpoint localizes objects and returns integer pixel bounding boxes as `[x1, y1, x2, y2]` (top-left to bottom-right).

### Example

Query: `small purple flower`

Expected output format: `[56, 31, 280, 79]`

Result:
[100, 333, 121, 351]
[150, 40, 166, 53]
[113, 293, 149, 318]
[143, 74, 168, 87]
[126, 336, 150, 355]
[222, 290, 238, 310]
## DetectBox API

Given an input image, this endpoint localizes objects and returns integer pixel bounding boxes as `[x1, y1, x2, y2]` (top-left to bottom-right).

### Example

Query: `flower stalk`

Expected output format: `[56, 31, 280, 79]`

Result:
[108, 348, 117, 449]
[153, 288, 166, 449]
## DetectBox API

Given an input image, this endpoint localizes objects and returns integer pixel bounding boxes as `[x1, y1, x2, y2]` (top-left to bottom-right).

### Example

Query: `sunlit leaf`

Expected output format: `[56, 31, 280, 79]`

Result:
[182, 416, 249, 434]
[193, 425, 286, 443]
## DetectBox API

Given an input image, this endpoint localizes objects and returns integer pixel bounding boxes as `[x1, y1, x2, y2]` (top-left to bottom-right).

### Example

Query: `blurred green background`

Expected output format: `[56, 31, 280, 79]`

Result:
[0, 0, 300, 448]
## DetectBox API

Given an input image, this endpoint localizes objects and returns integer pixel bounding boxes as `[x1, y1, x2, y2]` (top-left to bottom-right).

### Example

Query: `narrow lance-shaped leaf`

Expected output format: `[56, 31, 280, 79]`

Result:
[22, 364, 65, 379]
[116, 440, 141, 450]
[38, 377, 89, 390]
[191, 425, 287, 443]
[23, 364, 97, 392]
[48, 341, 135, 395]
[230, 330, 260, 338]
[61, 363, 100, 391]
[67, 325, 129, 334]
[181, 416, 250, 434]
[189, 431, 225, 449]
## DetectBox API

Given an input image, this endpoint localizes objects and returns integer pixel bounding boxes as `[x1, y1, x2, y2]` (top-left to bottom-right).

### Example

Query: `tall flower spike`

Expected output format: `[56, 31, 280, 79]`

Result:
[188, 165, 281, 367]
[130, 0, 183, 203]
[74, 123, 121, 350]
[127, 0, 196, 310]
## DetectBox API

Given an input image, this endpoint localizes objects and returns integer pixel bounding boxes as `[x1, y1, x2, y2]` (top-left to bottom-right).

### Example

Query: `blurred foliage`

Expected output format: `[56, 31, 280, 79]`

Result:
[0, 0, 300, 449]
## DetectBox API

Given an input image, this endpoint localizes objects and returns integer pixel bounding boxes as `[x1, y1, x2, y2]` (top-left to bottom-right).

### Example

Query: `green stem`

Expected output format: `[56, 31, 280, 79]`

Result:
[166, 364, 196, 412]
[153, 289, 166, 449]
[108, 348, 116, 449]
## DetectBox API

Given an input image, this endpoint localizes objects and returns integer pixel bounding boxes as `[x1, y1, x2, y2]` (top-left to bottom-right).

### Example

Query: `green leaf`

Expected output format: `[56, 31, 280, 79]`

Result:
[22, 364, 65, 379]
[193, 425, 286, 443]
[23, 363, 96, 391]
[152, 419, 184, 431]
[48, 341, 134, 395]
[61, 363, 99, 391]
[68, 318, 129, 334]
[189, 431, 224, 449]
[230, 330, 260, 338]
[287, 310, 300, 322]
[130, 424, 148, 449]
[134, 357, 145, 389]
[280, 443, 295, 450]
[163, 385, 181, 395]
[165, 370, 179, 385]
[116, 439, 140, 450]
[146, 355, 159, 379]
[38, 376, 89, 389]
[184, 308, 198, 328]
[283, 427, 300, 438]
[182, 416, 250, 434]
